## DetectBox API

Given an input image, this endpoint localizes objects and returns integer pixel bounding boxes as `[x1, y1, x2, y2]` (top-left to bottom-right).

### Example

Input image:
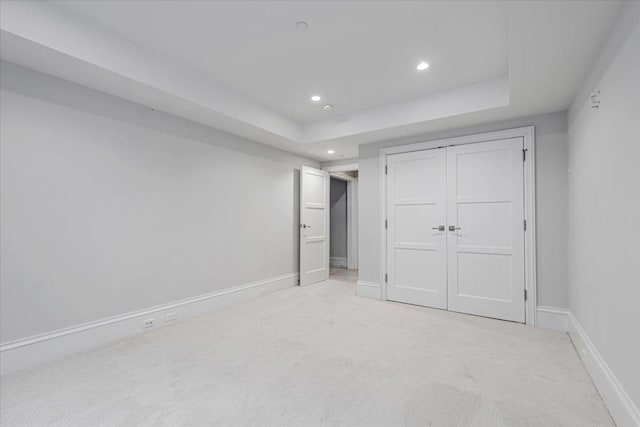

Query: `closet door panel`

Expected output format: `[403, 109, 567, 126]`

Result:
[386, 149, 447, 308]
[446, 138, 525, 322]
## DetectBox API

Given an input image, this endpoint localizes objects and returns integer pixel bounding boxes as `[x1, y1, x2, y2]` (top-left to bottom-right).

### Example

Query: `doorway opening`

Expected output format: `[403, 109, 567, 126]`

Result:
[326, 165, 358, 284]
[299, 163, 358, 287]
[329, 171, 358, 284]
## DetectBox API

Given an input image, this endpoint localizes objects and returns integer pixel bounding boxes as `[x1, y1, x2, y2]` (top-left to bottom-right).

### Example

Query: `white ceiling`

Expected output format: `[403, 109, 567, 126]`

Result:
[0, 1, 622, 160]
[52, 1, 509, 123]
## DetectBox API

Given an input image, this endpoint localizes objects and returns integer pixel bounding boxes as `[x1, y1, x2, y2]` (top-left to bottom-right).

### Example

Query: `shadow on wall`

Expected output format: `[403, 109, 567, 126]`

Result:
[0, 61, 305, 165]
[330, 178, 348, 263]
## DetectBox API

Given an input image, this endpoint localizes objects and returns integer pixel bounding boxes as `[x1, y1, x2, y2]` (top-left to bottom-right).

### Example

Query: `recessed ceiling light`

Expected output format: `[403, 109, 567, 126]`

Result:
[323, 104, 333, 111]
[310, 95, 321, 102]
[327, 150, 335, 154]
[295, 21, 308, 31]
[416, 62, 429, 71]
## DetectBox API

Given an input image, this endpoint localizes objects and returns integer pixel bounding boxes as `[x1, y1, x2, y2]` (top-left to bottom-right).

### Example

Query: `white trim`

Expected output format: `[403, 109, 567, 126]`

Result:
[356, 281, 381, 300]
[568, 312, 640, 427]
[328, 172, 354, 182]
[347, 178, 358, 269]
[378, 126, 537, 325]
[323, 162, 358, 173]
[523, 126, 537, 326]
[536, 306, 569, 332]
[330, 256, 347, 268]
[0, 273, 298, 376]
[379, 149, 388, 301]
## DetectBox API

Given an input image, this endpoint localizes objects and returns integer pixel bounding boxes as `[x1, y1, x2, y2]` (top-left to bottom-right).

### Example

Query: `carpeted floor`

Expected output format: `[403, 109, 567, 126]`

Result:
[329, 268, 358, 283]
[0, 280, 613, 426]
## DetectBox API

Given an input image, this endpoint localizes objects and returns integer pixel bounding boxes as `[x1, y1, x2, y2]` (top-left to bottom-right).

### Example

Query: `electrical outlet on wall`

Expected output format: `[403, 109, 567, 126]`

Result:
[590, 90, 600, 108]
[165, 312, 177, 323]
[142, 318, 155, 329]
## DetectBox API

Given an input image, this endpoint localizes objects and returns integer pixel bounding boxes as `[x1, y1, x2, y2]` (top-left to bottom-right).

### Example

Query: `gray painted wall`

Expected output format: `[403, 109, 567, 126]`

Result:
[358, 111, 569, 309]
[330, 178, 348, 260]
[0, 61, 319, 343]
[567, 7, 640, 409]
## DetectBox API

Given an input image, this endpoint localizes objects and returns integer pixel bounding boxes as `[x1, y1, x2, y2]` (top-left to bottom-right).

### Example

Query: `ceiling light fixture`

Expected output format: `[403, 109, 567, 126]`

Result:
[295, 21, 309, 31]
[327, 150, 335, 154]
[310, 95, 321, 102]
[323, 104, 333, 111]
[416, 61, 429, 71]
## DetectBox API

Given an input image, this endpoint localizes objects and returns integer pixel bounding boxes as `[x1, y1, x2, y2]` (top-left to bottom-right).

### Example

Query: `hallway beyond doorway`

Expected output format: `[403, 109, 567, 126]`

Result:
[330, 267, 358, 284]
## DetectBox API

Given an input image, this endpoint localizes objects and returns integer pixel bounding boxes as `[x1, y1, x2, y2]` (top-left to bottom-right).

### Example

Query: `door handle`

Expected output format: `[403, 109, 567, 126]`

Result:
[449, 225, 461, 231]
[432, 225, 445, 232]
[301, 224, 312, 229]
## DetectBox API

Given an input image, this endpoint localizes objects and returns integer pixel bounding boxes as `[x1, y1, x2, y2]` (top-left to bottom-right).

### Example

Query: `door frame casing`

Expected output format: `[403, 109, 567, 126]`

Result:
[379, 126, 537, 326]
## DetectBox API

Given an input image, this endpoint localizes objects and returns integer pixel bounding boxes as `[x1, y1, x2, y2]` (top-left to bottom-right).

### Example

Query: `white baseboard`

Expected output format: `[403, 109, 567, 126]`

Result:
[536, 306, 638, 426]
[536, 306, 570, 332]
[0, 273, 298, 376]
[356, 281, 381, 300]
[567, 312, 640, 427]
[330, 257, 347, 268]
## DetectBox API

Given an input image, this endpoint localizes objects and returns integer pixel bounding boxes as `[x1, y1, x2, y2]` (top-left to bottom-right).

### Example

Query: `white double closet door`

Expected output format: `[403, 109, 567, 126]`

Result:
[386, 138, 525, 322]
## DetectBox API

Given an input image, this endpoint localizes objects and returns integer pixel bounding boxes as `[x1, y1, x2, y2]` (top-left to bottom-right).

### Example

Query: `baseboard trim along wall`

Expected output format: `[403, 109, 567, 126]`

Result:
[567, 312, 640, 427]
[0, 273, 298, 376]
[535, 306, 639, 427]
[329, 257, 347, 268]
[356, 281, 381, 300]
[535, 306, 570, 332]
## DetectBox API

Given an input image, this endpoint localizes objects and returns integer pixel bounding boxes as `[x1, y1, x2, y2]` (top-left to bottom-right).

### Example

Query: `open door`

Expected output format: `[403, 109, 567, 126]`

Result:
[300, 165, 330, 286]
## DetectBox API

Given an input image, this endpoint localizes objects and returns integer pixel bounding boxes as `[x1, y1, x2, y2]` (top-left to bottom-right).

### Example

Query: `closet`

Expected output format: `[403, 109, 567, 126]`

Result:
[385, 137, 525, 322]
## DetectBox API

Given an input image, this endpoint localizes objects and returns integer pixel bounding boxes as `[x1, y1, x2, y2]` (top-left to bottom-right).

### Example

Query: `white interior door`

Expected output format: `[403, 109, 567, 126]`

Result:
[300, 166, 330, 286]
[446, 138, 525, 322]
[386, 149, 447, 308]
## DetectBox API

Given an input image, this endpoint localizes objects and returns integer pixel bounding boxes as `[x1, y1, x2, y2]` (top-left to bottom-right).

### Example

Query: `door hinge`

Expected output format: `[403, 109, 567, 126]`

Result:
[385, 273, 388, 283]
[385, 165, 388, 175]
[524, 289, 528, 301]
[523, 219, 527, 231]
[522, 148, 528, 162]
[385, 219, 388, 229]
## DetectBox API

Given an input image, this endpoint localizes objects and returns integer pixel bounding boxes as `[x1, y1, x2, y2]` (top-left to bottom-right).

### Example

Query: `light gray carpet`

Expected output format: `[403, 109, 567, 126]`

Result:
[1, 280, 613, 426]
[329, 268, 358, 284]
